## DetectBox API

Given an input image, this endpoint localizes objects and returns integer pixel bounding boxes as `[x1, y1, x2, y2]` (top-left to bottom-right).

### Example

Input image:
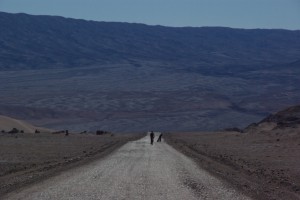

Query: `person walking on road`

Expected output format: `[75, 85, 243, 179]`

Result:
[150, 131, 155, 145]
[157, 133, 163, 142]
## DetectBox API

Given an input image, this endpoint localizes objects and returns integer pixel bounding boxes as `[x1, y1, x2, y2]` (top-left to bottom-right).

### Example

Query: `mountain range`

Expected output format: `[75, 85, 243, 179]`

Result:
[1, 11, 300, 70]
[0, 12, 299, 132]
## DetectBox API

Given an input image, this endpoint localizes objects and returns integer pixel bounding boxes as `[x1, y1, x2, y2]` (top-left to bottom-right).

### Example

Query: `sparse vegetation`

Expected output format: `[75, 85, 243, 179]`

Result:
[9, 128, 19, 134]
[96, 130, 110, 135]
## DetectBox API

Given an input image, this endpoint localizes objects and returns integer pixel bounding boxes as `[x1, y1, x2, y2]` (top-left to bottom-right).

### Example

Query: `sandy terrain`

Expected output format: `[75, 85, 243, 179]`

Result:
[3, 134, 250, 200]
[0, 132, 141, 197]
[0, 115, 52, 133]
[165, 127, 300, 200]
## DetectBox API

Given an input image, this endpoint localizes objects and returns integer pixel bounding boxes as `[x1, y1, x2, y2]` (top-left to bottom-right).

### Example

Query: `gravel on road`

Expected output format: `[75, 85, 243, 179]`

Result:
[4, 135, 251, 200]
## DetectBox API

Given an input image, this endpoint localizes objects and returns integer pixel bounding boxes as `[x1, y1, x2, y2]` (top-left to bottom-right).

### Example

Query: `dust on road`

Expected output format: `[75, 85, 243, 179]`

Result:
[4, 135, 251, 200]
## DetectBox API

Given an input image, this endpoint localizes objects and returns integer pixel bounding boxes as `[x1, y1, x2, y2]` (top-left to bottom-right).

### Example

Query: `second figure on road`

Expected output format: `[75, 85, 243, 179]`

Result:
[157, 133, 163, 142]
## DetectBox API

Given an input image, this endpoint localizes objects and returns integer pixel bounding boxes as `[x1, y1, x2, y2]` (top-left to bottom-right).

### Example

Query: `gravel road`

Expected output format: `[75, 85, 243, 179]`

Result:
[4, 135, 251, 200]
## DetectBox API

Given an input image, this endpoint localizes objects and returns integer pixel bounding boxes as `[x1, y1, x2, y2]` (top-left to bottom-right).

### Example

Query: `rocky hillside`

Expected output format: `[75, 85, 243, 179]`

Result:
[1, 11, 300, 70]
[244, 105, 300, 132]
[261, 105, 300, 127]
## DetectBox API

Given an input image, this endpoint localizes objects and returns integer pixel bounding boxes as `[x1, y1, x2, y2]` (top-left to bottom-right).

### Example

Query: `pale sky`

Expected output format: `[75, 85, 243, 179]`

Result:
[0, 0, 299, 30]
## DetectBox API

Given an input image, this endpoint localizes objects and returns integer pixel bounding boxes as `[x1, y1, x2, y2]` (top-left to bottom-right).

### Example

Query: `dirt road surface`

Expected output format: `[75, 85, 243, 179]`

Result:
[3, 135, 251, 200]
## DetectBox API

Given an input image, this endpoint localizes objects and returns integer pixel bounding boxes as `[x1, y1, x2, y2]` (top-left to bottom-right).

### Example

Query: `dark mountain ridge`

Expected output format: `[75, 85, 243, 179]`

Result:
[1, 11, 300, 70]
[0, 12, 300, 132]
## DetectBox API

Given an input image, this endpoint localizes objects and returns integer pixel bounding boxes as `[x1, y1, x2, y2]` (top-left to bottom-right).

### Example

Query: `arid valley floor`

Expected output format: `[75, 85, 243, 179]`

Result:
[1, 106, 300, 199]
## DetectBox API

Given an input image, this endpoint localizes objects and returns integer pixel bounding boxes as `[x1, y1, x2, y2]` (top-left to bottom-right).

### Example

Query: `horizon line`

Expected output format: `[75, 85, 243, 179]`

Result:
[1, 11, 299, 31]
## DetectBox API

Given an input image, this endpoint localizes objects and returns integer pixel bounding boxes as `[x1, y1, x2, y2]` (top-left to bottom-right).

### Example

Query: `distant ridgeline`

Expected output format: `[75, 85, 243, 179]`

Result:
[0, 11, 300, 70]
[1, 12, 300, 132]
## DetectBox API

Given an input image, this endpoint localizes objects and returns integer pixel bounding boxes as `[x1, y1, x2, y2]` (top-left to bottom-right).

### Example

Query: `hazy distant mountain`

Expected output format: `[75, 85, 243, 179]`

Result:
[0, 12, 299, 132]
[1, 11, 300, 70]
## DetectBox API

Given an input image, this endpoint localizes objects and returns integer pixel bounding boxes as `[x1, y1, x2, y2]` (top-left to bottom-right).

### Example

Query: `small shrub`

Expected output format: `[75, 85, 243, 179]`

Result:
[9, 128, 19, 134]
[96, 130, 109, 135]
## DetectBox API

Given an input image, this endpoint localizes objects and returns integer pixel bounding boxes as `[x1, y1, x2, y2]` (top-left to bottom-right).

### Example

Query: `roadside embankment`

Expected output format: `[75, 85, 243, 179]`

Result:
[0, 132, 143, 197]
[165, 128, 300, 200]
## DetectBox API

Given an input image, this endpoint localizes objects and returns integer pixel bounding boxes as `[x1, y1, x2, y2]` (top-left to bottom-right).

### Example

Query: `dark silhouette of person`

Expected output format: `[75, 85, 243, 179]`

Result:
[157, 133, 163, 142]
[150, 131, 155, 145]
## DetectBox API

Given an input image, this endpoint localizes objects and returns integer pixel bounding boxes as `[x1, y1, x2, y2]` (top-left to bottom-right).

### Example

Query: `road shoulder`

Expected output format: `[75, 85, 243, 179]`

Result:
[0, 133, 143, 197]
